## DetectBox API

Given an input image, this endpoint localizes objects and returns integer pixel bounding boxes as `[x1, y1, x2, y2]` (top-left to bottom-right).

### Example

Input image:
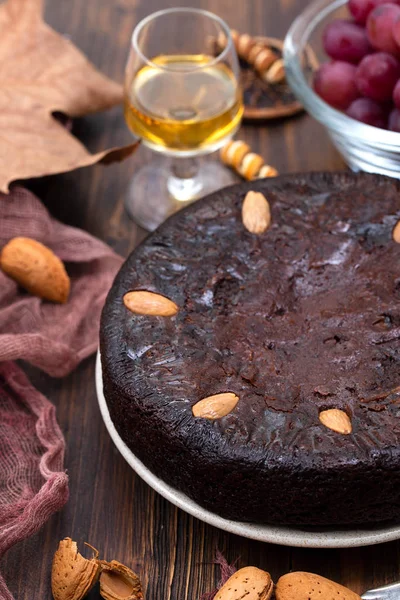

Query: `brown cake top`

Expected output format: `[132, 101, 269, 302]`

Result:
[101, 172, 400, 468]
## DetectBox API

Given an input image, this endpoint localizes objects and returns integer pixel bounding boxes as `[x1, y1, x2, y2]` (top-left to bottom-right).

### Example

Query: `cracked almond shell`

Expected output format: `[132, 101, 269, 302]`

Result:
[192, 392, 239, 419]
[99, 560, 144, 600]
[319, 408, 352, 434]
[51, 537, 100, 600]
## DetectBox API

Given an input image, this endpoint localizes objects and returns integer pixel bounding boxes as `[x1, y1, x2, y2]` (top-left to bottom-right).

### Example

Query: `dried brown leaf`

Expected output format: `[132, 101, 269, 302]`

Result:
[0, 0, 138, 193]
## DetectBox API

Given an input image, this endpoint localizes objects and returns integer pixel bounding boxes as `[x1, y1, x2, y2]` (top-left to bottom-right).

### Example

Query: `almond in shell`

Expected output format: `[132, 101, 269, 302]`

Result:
[99, 560, 143, 600]
[214, 566, 273, 600]
[123, 290, 178, 317]
[0, 236, 70, 303]
[242, 191, 271, 234]
[192, 392, 239, 419]
[52, 537, 100, 600]
[275, 572, 361, 600]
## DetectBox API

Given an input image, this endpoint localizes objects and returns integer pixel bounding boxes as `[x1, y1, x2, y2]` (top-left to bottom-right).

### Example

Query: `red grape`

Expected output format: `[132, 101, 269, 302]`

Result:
[392, 13, 400, 48]
[356, 52, 400, 101]
[314, 61, 360, 109]
[367, 3, 400, 54]
[346, 97, 388, 127]
[349, 0, 400, 25]
[392, 78, 400, 106]
[323, 19, 371, 63]
[388, 107, 400, 129]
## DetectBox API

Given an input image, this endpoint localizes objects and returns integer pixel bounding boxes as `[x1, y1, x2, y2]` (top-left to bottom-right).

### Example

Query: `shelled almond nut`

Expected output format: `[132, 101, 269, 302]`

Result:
[319, 409, 352, 434]
[123, 290, 178, 317]
[52, 538, 101, 600]
[242, 191, 271, 234]
[192, 392, 239, 419]
[0, 236, 70, 303]
[393, 220, 400, 243]
[215, 566, 273, 600]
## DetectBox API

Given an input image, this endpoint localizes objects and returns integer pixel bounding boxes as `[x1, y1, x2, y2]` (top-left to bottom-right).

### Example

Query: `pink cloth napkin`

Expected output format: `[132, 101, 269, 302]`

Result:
[0, 362, 69, 600]
[0, 186, 123, 599]
[0, 186, 123, 376]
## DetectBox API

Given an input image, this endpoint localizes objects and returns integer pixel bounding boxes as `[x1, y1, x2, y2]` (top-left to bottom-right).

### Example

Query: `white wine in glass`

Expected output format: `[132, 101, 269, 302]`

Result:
[124, 9, 243, 231]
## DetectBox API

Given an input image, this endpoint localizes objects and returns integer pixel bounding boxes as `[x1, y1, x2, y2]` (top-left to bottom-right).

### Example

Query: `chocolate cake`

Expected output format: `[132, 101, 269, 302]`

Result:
[100, 172, 400, 526]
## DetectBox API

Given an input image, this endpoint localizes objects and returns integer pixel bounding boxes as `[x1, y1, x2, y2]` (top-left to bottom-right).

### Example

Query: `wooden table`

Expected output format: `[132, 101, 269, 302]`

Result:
[4, 0, 399, 598]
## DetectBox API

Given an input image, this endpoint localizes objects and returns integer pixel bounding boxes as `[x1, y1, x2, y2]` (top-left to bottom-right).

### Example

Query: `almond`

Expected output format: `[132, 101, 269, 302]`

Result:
[393, 220, 400, 243]
[123, 290, 178, 317]
[0, 237, 70, 303]
[99, 560, 143, 600]
[52, 537, 100, 600]
[276, 572, 361, 600]
[192, 392, 239, 419]
[242, 191, 271, 234]
[319, 408, 352, 434]
[215, 566, 273, 600]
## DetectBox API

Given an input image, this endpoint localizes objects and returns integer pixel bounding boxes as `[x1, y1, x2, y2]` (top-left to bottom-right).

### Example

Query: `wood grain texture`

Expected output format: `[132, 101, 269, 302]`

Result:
[3, 1, 398, 599]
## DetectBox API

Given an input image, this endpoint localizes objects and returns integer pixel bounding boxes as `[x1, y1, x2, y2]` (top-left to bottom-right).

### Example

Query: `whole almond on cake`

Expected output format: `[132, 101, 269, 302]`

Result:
[276, 572, 361, 600]
[319, 408, 352, 434]
[123, 290, 178, 316]
[0, 237, 70, 303]
[242, 191, 271, 234]
[192, 392, 239, 419]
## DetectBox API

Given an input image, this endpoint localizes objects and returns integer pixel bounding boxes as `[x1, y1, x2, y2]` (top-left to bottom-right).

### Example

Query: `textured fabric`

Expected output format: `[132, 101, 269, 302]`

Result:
[200, 551, 238, 600]
[0, 186, 123, 599]
[0, 186, 123, 376]
[0, 362, 69, 599]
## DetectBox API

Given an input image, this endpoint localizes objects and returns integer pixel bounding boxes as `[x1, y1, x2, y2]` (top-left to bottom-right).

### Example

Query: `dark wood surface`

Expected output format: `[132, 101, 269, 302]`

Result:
[4, 0, 400, 599]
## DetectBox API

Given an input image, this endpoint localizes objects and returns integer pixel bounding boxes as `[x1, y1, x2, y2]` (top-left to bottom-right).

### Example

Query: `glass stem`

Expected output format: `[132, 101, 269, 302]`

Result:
[167, 157, 203, 202]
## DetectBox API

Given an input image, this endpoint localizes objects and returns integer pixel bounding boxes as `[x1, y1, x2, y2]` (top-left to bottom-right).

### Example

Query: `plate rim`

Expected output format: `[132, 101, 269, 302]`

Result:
[95, 351, 400, 548]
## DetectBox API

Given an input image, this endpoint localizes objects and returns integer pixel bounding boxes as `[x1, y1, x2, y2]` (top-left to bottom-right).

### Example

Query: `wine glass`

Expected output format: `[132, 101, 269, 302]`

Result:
[124, 8, 243, 231]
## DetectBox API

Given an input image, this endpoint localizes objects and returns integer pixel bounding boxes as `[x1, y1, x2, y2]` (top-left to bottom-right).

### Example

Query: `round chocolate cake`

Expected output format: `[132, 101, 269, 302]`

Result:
[100, 172, 400, 526]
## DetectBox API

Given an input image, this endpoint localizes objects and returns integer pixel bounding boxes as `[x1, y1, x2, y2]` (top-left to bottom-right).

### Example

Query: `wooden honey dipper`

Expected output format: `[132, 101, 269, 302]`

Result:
[216, 29, 285, 84]
[220, 140, 278, 180]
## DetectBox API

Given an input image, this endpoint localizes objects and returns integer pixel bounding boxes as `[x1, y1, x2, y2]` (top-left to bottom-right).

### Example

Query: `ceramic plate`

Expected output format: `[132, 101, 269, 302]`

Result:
[96, 352, 400, 548]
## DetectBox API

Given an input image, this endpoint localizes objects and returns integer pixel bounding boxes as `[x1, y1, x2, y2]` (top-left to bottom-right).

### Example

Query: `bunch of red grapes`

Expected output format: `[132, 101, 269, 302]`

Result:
[313, 0, 400, 131]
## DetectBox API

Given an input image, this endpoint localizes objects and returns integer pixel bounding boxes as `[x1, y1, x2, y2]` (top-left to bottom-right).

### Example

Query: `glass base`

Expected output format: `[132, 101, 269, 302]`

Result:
[125, 158, 236, 231]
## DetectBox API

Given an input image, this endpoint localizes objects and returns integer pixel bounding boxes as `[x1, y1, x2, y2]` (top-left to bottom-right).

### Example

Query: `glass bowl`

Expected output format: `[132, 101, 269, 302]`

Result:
[283, 0, 400, 178]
